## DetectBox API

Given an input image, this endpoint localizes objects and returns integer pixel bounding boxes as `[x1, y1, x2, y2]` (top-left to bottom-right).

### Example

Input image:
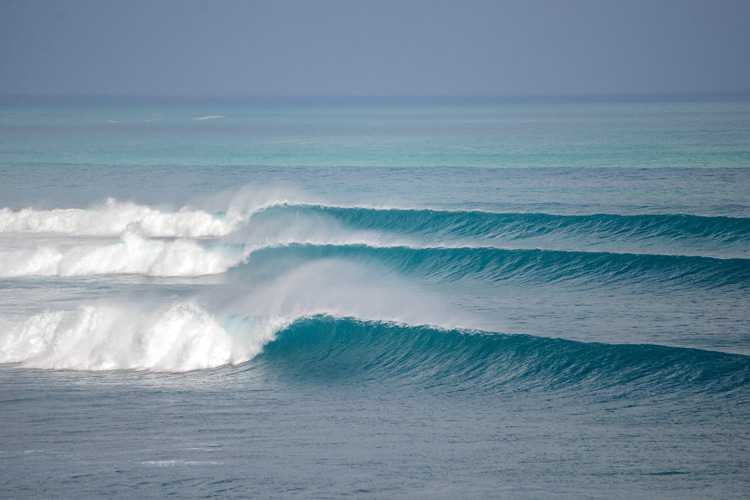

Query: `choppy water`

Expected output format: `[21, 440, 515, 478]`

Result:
[1, 96, 749, 498]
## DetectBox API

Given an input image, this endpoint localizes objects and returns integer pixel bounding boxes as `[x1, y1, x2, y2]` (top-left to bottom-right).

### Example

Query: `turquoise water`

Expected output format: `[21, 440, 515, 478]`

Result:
[3, 97, 749, 169]
[1, 96, 749, 498]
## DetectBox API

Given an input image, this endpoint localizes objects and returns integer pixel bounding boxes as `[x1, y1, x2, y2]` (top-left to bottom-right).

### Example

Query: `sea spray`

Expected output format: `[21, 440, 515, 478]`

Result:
[0, 302, 269, 371]
[0, 198, 243, 237]
[0, 230, 245, 277]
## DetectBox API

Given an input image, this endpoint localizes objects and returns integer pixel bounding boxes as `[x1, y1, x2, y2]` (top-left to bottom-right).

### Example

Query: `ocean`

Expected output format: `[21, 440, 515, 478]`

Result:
[1, 95, 749, 498]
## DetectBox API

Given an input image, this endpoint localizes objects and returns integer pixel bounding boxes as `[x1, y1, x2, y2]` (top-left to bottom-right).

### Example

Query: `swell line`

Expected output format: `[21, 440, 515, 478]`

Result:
[243, 243, 750, 290]
[258, 315, 750, 394]
[245, 204, 750, 260]
[254, 204, 750, 243]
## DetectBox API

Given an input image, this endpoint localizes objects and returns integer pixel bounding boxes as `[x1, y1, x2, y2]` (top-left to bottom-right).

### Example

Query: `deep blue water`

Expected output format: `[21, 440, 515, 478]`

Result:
[1, 96, 749, 498]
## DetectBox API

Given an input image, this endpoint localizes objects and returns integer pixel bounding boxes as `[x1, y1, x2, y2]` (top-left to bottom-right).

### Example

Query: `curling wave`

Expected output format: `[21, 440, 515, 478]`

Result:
[248, 204, 750, 259]
[243, 243, 750, 290]
[259, 315, 750, 394]
[4, 307, 748, 395]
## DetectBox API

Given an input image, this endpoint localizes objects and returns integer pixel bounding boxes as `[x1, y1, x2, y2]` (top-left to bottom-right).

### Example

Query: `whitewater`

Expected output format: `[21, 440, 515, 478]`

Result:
[1, 96, 749, 498]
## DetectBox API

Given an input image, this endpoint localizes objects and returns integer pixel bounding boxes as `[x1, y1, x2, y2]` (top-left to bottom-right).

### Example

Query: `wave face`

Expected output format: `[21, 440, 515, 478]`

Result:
[243, 243, 750, 290]
[5, 302, 747, 396]
[247, 204, 750, 259]
[270, 205, 750, 247]
[260, 315, 750, 395]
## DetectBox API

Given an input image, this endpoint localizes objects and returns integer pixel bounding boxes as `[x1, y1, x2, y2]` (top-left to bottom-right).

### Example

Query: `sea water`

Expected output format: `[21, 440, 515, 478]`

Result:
[0, 96, 749, 498]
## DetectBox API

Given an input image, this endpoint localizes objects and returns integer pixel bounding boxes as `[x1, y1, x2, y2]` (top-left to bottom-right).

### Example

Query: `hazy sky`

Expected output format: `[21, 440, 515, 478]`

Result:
[1, 0, 749, 97]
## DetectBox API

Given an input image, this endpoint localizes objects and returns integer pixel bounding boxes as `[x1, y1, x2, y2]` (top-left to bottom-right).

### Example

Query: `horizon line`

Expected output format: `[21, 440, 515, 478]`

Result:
[2, 91, 749, 108]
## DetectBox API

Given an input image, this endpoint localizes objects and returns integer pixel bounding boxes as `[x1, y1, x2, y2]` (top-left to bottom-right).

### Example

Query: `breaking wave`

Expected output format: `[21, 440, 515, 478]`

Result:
[3, 306, 748, 397]
[0, 198, 242, 238]
[0, 302, 276, 372]
[259, 315, 750, 394]
[243, 244, 750, 291]
[0, 231, 243, 277]
[1, 196, 749, 376]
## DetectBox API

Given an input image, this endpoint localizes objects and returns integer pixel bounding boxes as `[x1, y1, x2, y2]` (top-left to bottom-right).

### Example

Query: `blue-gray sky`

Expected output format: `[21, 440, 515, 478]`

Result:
[1, 0, 749, 97]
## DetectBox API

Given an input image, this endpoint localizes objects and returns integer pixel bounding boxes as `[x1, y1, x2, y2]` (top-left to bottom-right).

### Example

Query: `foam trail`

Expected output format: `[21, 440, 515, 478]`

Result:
[0, 231, 243, 277]
[0, 302, 276, 371]
[0, 198, 242, 238]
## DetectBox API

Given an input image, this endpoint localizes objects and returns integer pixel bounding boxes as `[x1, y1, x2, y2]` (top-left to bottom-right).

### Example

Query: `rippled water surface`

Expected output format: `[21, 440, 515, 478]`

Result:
[1, 96, 749, 498]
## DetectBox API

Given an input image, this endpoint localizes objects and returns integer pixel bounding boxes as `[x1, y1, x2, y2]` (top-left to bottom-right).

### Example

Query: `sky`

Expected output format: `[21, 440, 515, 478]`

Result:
[1, 0, 749, 97]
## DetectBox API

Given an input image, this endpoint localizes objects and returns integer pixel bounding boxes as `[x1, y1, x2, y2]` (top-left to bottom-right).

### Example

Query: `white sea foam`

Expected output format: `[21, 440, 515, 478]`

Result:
[194, 115, 225, 120]
[0, 302, 276, 371]
[0, 259, 464, 372]
[0, 231, 243, 277]
[0, 198, 242, 238]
